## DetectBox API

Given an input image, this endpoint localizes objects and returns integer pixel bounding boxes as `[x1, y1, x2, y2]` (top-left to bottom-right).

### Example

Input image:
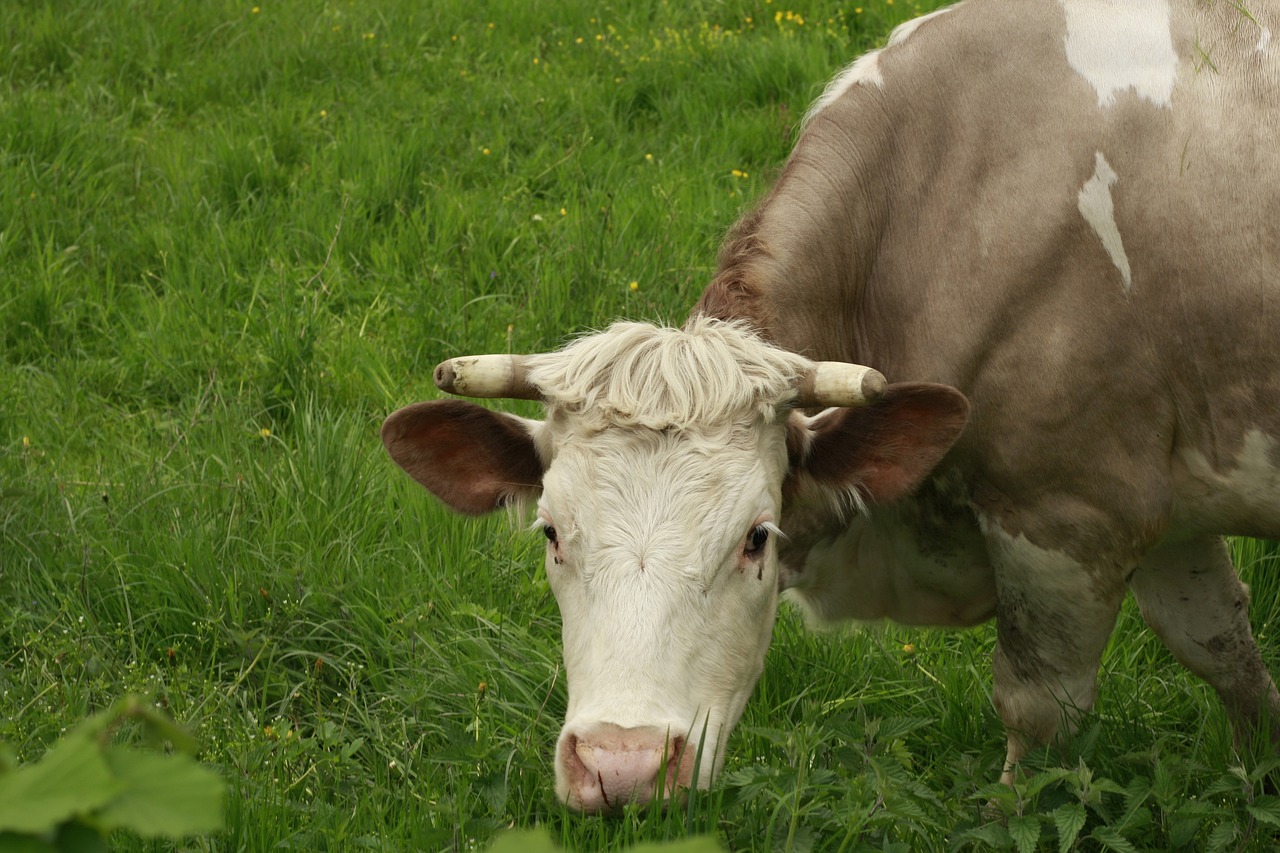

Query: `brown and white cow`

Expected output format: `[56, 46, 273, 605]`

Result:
[383, 0, 1280, 812]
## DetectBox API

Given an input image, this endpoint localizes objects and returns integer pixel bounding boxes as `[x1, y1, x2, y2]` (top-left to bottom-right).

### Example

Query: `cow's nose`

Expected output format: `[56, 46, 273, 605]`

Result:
[556, 723, 691, 813]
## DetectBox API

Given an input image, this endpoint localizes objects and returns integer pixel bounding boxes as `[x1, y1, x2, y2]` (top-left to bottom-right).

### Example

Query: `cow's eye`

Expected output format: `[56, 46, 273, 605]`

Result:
[745, 524, 770, 557]
[543, 525, 558, 545]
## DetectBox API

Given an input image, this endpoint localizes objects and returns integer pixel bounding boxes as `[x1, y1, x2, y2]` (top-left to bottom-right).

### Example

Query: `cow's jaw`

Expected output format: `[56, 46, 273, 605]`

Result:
[537, 422, 787, 812]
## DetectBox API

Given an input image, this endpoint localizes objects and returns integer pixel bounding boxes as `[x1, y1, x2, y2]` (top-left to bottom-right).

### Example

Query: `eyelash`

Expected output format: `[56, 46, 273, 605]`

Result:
[745, 522, 784, 561]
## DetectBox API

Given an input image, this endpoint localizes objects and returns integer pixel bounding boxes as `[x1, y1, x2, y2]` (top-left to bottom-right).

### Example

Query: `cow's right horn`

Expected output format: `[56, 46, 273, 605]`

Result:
[794, 362, 887, 408]
[433, 355, 542, 400]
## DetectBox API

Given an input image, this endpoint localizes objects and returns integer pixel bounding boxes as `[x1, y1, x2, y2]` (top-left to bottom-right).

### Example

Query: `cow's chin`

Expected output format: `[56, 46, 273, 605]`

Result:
[553, 719, 723, 813]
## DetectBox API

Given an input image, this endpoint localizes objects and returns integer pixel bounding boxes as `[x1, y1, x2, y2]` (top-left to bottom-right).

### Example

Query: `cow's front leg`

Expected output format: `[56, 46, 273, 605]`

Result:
[985, 526, 1128, 784]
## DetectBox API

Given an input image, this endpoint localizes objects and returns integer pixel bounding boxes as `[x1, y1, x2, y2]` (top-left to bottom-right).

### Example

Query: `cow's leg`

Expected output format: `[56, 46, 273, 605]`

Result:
[985, 527, 1127, 784]
[1129, 535, 1280, 749]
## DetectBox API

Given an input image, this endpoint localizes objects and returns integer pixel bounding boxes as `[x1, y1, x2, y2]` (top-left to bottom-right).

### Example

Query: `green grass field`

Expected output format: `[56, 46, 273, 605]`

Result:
[4, 1, 1280, 850]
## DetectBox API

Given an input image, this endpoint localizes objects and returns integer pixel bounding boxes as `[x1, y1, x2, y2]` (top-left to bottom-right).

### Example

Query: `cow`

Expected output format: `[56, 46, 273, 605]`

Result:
[382, 0, 1280, 813]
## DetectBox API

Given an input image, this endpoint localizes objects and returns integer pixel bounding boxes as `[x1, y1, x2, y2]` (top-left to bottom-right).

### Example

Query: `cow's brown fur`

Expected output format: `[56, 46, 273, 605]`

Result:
[695, 0, 1280, 780]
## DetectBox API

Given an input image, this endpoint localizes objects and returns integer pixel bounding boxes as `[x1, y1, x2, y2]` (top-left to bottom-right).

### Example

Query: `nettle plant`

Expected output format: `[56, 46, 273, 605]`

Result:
[0, 696, 224, 851]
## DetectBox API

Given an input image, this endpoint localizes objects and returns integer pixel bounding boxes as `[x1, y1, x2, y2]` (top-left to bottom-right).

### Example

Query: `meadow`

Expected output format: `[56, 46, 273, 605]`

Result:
[3, 0, 1280, 850]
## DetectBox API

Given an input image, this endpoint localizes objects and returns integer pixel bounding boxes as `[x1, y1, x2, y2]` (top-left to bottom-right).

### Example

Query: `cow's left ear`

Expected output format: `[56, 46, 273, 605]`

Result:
[786, 382, 970, 506]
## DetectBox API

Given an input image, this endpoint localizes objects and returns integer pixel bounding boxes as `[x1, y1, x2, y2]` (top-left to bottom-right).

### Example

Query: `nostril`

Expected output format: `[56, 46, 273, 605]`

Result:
[560, 731, 586, 777]
[659, 735, 689, 793]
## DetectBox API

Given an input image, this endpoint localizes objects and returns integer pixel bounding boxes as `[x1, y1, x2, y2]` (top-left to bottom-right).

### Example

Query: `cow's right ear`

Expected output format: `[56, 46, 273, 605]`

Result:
[381, 399, 545, 515]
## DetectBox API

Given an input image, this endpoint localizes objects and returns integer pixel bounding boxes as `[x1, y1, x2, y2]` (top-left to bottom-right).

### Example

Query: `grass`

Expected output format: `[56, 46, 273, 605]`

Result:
[2, 0, 1279, 850]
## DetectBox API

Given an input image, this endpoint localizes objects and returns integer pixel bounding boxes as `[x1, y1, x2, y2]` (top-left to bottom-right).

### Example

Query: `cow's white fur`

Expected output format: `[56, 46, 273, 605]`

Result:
[1260, 26, 1273, 54]
[1059, 0, 1178, 109]
[521, 320, 808, 802]
[1173, 430, 1280, 530]
[804, 5, 958, 122]
[526, 319, 810, 433]
[1076, 151, 1133, 291]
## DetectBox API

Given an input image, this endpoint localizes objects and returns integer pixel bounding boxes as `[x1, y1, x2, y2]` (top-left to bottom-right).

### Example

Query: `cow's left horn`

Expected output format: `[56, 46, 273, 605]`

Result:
[433, 355, 542, 400]
[794, 362, 887, 408]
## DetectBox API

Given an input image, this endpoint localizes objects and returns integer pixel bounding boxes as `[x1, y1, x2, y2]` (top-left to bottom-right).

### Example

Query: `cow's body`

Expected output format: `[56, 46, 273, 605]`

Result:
[385, 0, 1280, 811]
[697, 0, 1280, 779]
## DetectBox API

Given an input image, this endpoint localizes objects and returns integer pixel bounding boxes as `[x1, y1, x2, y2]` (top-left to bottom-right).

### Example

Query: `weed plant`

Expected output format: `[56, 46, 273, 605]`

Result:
[3, 1, 1279, 850]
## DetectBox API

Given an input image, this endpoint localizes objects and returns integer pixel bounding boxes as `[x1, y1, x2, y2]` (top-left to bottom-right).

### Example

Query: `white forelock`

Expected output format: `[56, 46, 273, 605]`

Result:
[525, 318, 811, 432]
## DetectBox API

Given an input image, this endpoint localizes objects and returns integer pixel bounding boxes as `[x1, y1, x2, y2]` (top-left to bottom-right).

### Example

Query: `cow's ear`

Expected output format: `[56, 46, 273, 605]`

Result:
[786, 383, 969, 506]
[382, 399, 545, 515]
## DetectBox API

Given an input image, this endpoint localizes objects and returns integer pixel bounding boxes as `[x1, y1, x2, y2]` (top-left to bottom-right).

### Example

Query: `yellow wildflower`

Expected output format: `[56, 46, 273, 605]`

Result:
[629, 281, 639, 291]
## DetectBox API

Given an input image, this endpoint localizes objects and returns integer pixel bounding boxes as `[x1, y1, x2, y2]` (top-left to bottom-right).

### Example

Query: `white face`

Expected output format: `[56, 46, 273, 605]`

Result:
[535, 417, 790, 808]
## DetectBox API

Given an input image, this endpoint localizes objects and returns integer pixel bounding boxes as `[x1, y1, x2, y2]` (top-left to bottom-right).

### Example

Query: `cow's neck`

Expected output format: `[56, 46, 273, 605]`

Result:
[692, 106, 891, 368]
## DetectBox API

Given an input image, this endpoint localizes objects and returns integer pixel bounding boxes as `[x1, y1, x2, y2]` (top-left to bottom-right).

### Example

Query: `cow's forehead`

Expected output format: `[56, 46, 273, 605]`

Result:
[525, 317, 811, 434]
[538, 423, 785, 559]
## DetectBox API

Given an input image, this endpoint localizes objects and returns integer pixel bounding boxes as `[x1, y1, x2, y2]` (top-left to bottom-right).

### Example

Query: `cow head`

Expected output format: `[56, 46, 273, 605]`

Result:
[382, 319, 968, 813]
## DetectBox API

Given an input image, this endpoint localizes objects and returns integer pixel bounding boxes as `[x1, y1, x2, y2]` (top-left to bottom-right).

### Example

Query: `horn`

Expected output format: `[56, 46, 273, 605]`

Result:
[433, 355, 541, 400]
[794, 362, 887, 407]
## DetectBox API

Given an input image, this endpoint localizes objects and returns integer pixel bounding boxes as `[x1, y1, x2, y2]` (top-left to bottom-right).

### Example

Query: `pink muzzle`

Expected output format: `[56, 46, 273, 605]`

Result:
[556, 722, 697, 813]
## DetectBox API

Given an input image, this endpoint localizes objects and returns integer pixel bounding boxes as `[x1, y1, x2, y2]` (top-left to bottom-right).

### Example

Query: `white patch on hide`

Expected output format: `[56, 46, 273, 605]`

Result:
[804, 5, 958, 123]
[1259, 27, 1273, 54]
[1059, 0, 1177, 109]
[1077, 152, 1133, 291]
[1174, 430, 1280, 528]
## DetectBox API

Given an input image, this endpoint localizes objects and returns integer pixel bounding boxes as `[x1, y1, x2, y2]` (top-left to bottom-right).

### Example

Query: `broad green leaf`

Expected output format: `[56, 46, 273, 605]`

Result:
[1247, 757, 1280, 782]
[1246, 794, 1280, 827]
[1206, 819, 1238, 853]
[1090, 825, 1139, 853]
[1021, 767, 1073, 799]
[1168, 816, 1201, 848]
[960, 823, 1012, 848]
[1089, 777, 1128, 797]
[1121, 776, 1151, 812]
[1053, 803, 1086, 853]
[0, 731, 119, 834]
[1008, 815, 1041, 853]
[96, 749, 224, 838]
[972, 782, 1018, 812]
